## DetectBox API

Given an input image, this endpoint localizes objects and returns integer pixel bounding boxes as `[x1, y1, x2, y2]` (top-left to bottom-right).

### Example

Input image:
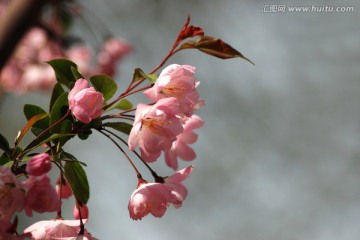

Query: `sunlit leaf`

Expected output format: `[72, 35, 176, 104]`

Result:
[132, 68, 157, 83]
[15, 114, 48, 146]
[24, 104, 49, 130]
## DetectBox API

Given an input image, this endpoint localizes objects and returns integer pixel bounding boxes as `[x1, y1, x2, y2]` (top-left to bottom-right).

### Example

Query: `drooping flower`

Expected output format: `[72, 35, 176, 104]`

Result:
[24, 219, 97, 240]
[128, 97, 183, 162]
[26, 153, 52, 176]
[165, 115, 204, 170]
[68, 78, 104, 123]
[144, 64, 201, 116]
[24, 175, 61, 217]
[55, 176, 73, 199]
[128, 166, 193, 220]
[164, 165, 194, 208]
[73, 204, 89, 220]
[0, 167, 26, 222]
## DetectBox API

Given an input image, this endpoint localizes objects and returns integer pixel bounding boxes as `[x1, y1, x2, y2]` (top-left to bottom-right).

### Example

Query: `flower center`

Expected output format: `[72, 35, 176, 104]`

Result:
[142, 117, 166, 134]
[160, 82, 190, 98]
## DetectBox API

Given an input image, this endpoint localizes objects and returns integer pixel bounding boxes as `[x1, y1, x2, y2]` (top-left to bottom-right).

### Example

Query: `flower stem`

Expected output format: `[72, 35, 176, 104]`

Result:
[97, 129, 142, 179]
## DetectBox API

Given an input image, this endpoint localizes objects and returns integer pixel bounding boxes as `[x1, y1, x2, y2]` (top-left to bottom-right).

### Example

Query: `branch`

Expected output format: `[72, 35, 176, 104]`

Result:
[0, 0, 48, 69]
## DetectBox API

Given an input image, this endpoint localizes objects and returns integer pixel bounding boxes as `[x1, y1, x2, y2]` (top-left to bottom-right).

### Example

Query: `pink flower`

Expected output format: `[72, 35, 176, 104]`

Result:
[73, 204, 89, 220]
[24, 175, 61, 217]
[164, 166, 194, 208]
[0, 167, 25, 222]
[56, 176, 73, 199]
[26, 153, 52, 176]
[128, 98, 183, 162]
[128, 166, 193, 220]
[165, 115, 204, 170]
[144, 64, 201, 116]
[24, 219, 97, 240]
[68, 78, 104, 123]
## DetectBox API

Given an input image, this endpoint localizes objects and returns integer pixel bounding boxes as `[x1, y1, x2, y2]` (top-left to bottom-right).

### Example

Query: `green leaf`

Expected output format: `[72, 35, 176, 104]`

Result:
[103, 122, 132, 135]
[0, 152, 9, 165]
[15, 113, 48, 146]
[47, 59, 78, 87]
[106, 99, 133, 112]
[132, 68, 157, 83]
[50, 83, 65, 112]
[0, 133, 10, 153]
[24, 104, 50, 130]
[178, 35, 254, 64]
[89, 75, 118, 102]
[23, 133, 75, 154]
[49, 92, 69, 135]
[71, 66, 84, 80]
[64, 161, 90, 204]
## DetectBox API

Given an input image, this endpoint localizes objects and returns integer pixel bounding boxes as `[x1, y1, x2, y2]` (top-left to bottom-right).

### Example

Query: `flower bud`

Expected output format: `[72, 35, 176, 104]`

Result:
[68, 78, 104, 123]
[26, 153, 52, 176]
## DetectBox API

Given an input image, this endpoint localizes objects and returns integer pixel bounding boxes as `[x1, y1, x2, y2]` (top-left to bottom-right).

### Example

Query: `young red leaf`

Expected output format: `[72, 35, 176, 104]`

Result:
[179, 36, 254, 64]
[177, 15, 204, 43]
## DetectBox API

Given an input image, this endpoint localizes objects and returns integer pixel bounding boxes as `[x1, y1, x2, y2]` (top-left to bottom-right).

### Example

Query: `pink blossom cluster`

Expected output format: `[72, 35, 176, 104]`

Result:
[0, 17, 131, 94]
[126, 64, 204, 220]
[0, 153, 94, 239]
[129, 64, 204, 169]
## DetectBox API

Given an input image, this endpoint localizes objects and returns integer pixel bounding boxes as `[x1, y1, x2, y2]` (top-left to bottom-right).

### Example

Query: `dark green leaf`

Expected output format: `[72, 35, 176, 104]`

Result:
[47, 59, 78, 87]
[0, 152, 9, 165]
[49, 92, 69, 135]
[0, 133, 10, 153]
[64, 161, 90, 204]
[23, 133, 75, 154]
[71, 66, 84, 80]
[24, 104, 49, 130]
[90, 75, 117, 102]
[103, 122, 132, 135]
[50, 83, 65, 112]
[178, 36, 254, 64]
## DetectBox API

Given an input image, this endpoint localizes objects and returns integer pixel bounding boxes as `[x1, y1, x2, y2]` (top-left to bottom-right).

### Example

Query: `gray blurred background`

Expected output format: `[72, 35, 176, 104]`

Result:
[1, 0, 360, 239]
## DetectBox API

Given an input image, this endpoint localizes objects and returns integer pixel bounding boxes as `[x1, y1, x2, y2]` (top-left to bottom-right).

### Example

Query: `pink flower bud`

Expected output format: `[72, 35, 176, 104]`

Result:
[56, 176, 73, 199]
[68, 78, 104, 123]
[26, 153, 52, 176]
[73, 204, 89, 220]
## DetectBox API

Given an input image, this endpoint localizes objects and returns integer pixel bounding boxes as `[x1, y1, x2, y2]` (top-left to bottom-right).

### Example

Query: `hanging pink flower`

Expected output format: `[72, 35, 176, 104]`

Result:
[24, 175, 61, 217]
[73, 204, 89, 220]
[0, 167, 26, 222]
[128, 166, 193, 220]
[68, 78, 104, 123]
[128, 97, 184, 162]
[164, 165, 194, 208]
[26, 153, 52, 176]
[165, 115, 204, 170]
[55, 176, 73, 199]
[144, 64, 201, 116]
[24, 219, 97, 240]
